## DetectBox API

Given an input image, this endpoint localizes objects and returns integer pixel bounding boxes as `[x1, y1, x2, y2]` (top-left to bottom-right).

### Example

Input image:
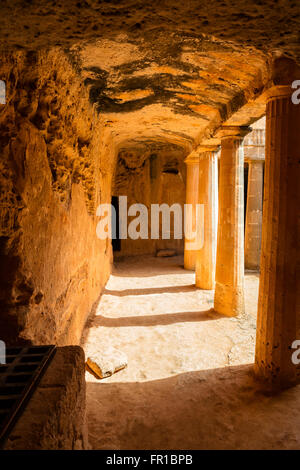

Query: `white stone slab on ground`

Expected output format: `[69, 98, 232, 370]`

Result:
[86, 347, 127, 379]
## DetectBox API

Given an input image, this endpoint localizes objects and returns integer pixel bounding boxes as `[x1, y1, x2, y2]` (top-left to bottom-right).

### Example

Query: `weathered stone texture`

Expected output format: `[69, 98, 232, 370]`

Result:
[0, 50, 114, 345]
[0, 0, 299, 66]
[3, 346, 88, 450]
[255, 85, 300, 388]
[0, 1, 298, 397]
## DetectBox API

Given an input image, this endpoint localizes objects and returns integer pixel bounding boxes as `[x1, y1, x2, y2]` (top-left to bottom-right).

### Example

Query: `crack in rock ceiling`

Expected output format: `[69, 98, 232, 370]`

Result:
[75, 34, 269, 148]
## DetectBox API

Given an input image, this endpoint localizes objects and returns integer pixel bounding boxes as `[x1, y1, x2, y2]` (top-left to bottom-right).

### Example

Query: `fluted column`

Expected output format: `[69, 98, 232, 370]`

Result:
[214, 126, 250, 316]
[245, 160, 264, 270]
[195, 148, 218, 289]
[255, 85, 300, 388]
[184, 153, 200, 270]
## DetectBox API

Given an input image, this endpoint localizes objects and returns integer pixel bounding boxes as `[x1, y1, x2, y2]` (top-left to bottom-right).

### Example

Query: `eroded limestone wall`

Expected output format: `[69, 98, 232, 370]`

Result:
[0, 49, 115, 345]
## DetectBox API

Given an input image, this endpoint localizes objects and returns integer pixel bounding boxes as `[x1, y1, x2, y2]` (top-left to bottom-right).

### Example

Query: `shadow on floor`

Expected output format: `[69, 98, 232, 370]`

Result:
[86, 364, 300, 450]
[112, 255, 188, 278]
[91, 309, 220, 327]
[103, 284, 206, 296]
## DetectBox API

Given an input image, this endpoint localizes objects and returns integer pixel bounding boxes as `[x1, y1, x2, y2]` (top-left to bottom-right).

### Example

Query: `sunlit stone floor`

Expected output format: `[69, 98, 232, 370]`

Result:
[83, 255, 300, 450]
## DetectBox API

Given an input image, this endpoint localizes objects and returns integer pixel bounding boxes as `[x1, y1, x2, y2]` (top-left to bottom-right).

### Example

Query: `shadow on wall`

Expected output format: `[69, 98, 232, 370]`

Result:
[86, 364, 300, 450]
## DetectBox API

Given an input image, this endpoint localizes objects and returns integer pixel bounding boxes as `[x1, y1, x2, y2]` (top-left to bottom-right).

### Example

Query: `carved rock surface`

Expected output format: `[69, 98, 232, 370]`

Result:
[0, 50, 114, 345]
[4, 346, 88, 450]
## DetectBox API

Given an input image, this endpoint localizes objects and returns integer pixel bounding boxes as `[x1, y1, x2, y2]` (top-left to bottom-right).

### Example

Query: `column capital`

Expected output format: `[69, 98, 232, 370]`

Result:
[184, 151, 200, 165]
[271, 56, 300, 86]
[218, 125, 251, 139]
[196, 144, 220, 153]
[244, 156, 265, 163]
[197, 145, 220, 161]
[265, 85, 293, 101]
[185, 145, 220, 164]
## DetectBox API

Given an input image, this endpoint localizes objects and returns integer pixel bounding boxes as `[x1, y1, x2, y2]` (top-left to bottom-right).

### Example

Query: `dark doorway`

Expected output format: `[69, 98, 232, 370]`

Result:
[111, 196, 121, 252]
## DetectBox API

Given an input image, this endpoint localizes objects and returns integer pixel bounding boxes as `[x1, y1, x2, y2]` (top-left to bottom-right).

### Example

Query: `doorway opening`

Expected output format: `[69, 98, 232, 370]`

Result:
[111, 196, 121, 252]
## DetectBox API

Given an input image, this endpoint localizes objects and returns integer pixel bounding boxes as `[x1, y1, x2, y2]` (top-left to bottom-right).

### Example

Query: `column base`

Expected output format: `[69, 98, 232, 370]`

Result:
[184, 250, 197, 270]
[214, 282, 244, 316]
[195, 265, 215, 290]
[195, 279, 215, 290]
[253, 361, 300, 391]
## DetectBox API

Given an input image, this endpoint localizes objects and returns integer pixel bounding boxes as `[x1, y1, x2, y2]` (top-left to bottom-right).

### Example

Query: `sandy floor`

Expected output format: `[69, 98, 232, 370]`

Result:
[82, 255, 300, 450]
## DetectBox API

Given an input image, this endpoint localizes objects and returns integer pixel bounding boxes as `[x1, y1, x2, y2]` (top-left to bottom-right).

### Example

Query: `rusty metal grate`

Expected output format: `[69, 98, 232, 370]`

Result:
[0, 345, 56, 447]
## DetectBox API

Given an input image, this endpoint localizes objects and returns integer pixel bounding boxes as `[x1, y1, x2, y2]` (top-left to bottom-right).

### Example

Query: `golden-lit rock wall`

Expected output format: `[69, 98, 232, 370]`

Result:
[0, 49, 115, 345]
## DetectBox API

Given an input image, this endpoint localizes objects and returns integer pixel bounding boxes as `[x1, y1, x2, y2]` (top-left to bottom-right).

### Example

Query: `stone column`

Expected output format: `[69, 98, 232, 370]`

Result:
[214, 126, 250, 316]
[195, 148, 219, 289]
[255, 85, 300, 388]
[244, 159, 264, 270]
[184, 153, 200, 270]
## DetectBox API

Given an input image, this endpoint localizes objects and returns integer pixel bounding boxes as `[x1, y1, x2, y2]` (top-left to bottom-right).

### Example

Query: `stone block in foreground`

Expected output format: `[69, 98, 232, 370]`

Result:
[3, 346, 88, 450]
